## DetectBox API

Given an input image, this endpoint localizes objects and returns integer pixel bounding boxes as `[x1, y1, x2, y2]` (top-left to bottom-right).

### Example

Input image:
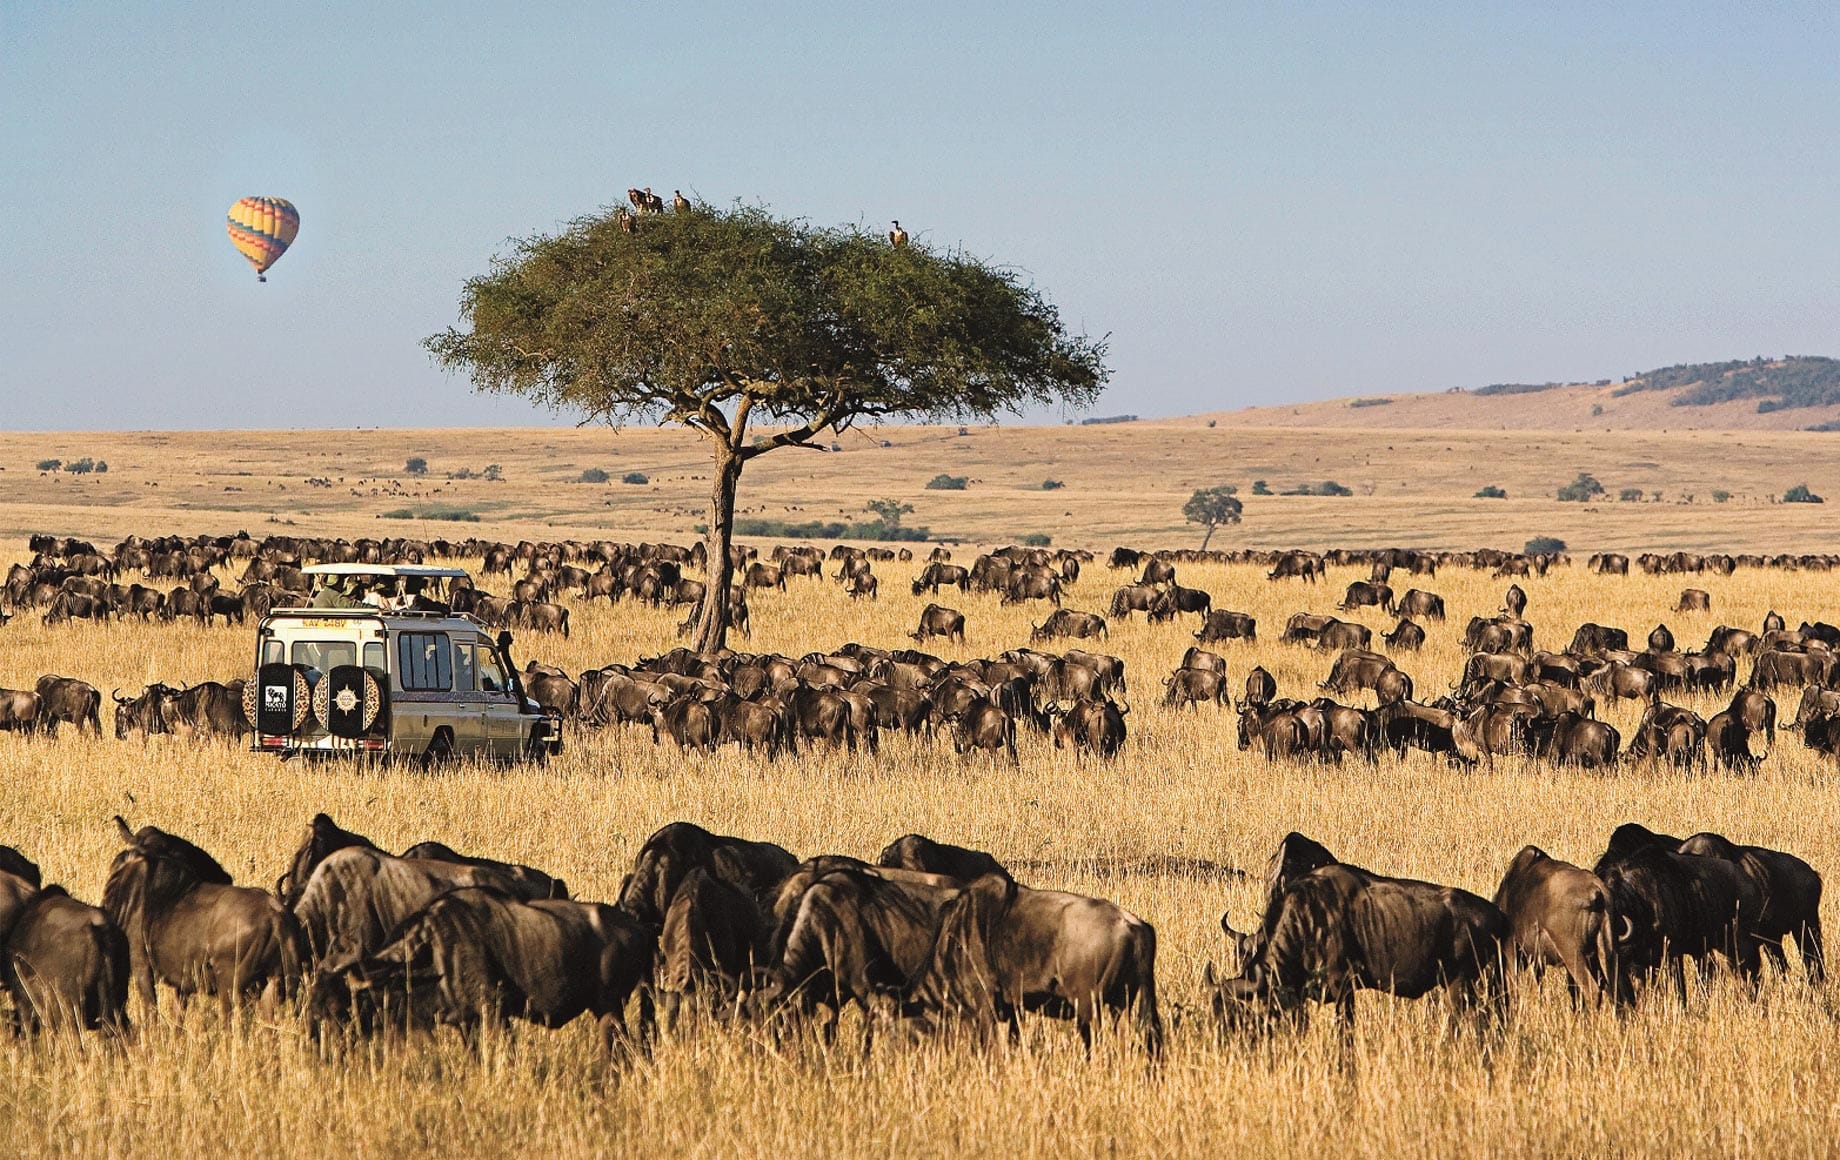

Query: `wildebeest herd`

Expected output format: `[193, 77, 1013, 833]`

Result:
[0, 814, 1819, 1056]
[9, 532, 1840, 776]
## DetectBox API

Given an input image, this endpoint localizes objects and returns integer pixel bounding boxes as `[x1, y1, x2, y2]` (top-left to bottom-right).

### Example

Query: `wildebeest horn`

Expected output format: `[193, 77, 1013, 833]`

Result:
[1219, 914, 1244, 940]
[1617, 914, 1634, 943]
[1202, 961, 1218, 987]
[113, 815, 134, 842]
[1115, 700, 1131, 715]
[112, 687, 128, 705]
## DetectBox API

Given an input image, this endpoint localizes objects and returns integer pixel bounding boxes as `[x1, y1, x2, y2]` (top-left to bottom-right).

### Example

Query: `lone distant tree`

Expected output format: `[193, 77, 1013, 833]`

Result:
[1182, 485, 1242, 549]
[865, 498, 914, 528]
[426, 201, 1107, 651]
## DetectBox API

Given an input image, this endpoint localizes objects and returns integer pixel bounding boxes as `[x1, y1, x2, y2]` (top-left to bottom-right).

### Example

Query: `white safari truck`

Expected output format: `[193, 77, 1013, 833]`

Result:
[247, 564, 562, 762]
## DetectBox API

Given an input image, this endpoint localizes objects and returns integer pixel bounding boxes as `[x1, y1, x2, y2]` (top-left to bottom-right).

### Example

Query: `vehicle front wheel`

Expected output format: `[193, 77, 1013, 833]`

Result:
[421, 728, 456, 768]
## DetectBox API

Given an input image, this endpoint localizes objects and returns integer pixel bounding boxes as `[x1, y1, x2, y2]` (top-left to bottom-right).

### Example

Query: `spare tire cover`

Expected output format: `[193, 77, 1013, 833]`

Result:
[255, 662, 311, 735]
[324, 665, 388, 738]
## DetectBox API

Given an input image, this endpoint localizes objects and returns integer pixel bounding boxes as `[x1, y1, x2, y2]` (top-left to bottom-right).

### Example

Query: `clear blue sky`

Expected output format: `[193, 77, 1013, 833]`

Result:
[4, 1, 1838, 430]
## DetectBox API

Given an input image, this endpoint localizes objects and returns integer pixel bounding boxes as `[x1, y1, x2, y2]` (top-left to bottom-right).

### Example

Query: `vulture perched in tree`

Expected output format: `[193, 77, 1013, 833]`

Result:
[889, 220, 909, 247]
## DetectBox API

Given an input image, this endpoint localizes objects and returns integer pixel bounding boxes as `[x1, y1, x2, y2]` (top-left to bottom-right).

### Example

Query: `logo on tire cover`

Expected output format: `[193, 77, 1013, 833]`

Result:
[265, 685, 287, 711]
[334, 687, 360, 714]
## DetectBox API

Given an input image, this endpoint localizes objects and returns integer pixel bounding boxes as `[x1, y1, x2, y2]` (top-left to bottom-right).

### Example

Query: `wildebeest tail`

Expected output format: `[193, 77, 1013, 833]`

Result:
[1130, 921, 1164, 1057]
[276, 908, 309, 998]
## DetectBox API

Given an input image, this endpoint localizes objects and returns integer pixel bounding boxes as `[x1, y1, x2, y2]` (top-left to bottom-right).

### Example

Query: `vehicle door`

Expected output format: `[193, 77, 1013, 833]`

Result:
[473, 639, 526, 756]
[394, 630, 470, 753]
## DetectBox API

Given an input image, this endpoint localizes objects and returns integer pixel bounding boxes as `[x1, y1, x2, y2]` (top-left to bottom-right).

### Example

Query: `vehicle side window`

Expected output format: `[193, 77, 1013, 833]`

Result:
[476, 645, 508, 696]
[261, 639, 285, 666]
[397, 632, 453, 691]
[453, 643, 477, 692]
[363, 641, 386, 673]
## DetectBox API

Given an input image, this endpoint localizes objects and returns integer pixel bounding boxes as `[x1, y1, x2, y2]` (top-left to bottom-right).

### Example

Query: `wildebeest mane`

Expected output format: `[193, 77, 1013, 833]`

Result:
[0, 844, 41, 888]
[278, 813, 383, 906]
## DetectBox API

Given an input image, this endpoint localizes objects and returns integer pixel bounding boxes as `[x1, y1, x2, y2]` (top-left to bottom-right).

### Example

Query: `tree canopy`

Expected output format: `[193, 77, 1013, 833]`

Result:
[426, 199, 1108, 649]
[1182, 486, 1243, 549]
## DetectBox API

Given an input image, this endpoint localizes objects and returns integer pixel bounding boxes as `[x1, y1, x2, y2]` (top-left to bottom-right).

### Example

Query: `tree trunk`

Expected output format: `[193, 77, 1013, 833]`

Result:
[693, 451, 743, 654]
[1199, 522, 1216, 551]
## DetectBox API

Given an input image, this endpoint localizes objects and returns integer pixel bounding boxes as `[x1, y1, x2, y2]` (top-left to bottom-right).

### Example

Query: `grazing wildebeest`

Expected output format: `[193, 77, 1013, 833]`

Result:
[910, 562, 971, 596]
[398, 840, 569, 901]
[1, 879, 131, 1034]
[1383, 618, 1426, 651]
[1049, 697, 1128, 758]
[1108, 584, 1159, 620]
[1194, 609, 1256, 643]
[1675, 832, 1823, 984]
[1318, 650, 1396, 697]
[1338, 581, 1394, 615]
[307, 887, 654, 1053]
[1569, 623, 1630, 656]
[103, 818, 304, 1010]
[1030, 609, 1107, 642]
[1592, 823, 1764, 1001]
[1242, 666, 1277, 707]
[1501, 583, 1527, 618]
[0, 687, 42, 734]
[1396, 589, 1445, 622]
[657, 867, 770, 1028]
[34, 675, 102, 737]
[1492, 846, 1620, 1005]
[1213, 854, 1507, 1035]
[1677, 588, 1711, 613]
[911, 604, 966, 645]
[617, 822, 799, 931]
[912, 873, 1162, 1053]
[1148, 584, 1211, 622]
[1164, 665, 1231, 711]
[876, 834, 1011, 883]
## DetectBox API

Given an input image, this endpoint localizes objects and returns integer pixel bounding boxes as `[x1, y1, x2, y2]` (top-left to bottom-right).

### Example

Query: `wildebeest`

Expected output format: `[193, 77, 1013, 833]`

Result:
[911, 604, 966, 645]
[1383, 618, 1426, 651]
[617, 822, 799, 931]
[910, 562, 970, 595]
[912, 873, 1162, 1053]
[1676, 831, 1823, 984]
[1148, 584, 1211, 622]
[1194, 609, 1256, 643]
[0, 687, 42, 734]
[34, 675, 102, 737]
[1214, 847, 1507, 1034]
[1108, 584, 1159, 619]
[102, 818, 304, 1010]
[1396, 589, 1445, 622]
[1592, 823, 1764, 1001]
[1242, 666, 1277, 707]
[307, 887, 653, 1053]
[1338, 581, 1394, 615]
[1164, 665, 1230, 711]
[1677, 588, 1711, 613]
[876, 834, 1011, 882]
[1, 881, 131, 1034]
[1492, 846, 1619, 1005]
[1318, 650, 1397, 697]
[1030, 609, 1107, 642]
[398, 839, 569, 901]
[657, 867, 770, 1028]
[1569, 623, 1630, 656]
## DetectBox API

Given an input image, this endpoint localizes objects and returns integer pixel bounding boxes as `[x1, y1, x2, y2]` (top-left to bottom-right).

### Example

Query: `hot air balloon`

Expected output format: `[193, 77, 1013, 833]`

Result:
[226, 197, 299, 282]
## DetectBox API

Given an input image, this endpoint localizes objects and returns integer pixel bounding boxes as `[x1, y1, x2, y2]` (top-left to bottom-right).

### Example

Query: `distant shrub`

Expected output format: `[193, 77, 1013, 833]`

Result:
[405, 457, 428, 475]
[1712, 489, 1732, 503]
[1282, 480, 1353, 497]
[1347, 397, 1392, 408]
[381, 507, 481, 522]
[1591, 403, 1604, 417]
[1525, 536, 1567, 554]
[65, 458, 97, 475]
[1618, 487, 1644, 502]
[621, 471, 649, 485]
[925, 474, 968, 491]
[35, 459, 60, 472]
[1556, 472, 1605, 502]
[578, 467, 610, 484]
[94, 461, 107, 473]
[730, 517, 930, 541]
[1040, 479, 1065, 491]
[1078, 414, 1137, 425]
[1250, 480, 1272, 496]
[483, 464, 503, 482]
[1018, 532, 1052, 547]
[1784, 483, 1825, 504]
[1474, 485, 1507, 499]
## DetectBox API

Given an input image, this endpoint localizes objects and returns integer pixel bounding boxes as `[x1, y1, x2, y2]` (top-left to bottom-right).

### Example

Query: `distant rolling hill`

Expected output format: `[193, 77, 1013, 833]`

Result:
[1212, 357, 1840, 431]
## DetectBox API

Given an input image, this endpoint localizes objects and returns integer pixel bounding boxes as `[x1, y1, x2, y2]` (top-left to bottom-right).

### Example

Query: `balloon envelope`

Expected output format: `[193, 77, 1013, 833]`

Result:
[226, 197, 300, 280]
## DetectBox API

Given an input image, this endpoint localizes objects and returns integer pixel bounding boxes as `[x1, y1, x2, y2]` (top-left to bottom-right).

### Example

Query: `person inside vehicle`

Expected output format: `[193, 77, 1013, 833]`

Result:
[310, 577, 364, 609]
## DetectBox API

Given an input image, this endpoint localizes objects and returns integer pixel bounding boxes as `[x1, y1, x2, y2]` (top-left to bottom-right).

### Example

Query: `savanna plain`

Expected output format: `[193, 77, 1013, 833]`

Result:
[2, 426, 1839, 1158]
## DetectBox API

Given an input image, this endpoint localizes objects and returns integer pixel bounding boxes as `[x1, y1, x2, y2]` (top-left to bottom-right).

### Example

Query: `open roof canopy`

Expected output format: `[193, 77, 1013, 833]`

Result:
[301, 564, 470, 580]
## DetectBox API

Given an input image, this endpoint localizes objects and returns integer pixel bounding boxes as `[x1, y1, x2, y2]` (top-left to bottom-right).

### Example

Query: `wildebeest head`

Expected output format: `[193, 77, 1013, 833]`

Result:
[277, 813, 382, 907]
[112, 684, 171, 740]
[103, 816, 235, 936]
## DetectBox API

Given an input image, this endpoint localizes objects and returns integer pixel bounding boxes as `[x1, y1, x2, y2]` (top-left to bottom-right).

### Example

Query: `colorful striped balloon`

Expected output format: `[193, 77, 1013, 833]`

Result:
[226, 196, 300, 281]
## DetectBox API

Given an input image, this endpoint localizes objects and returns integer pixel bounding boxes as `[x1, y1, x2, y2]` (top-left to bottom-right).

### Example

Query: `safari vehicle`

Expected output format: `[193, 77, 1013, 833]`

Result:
[247, 564, 562, 762]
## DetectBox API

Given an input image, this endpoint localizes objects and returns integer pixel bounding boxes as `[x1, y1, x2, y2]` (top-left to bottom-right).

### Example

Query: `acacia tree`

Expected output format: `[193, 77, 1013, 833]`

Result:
[426, 202, 1107, 651]
[1182, 486, 1242, 550]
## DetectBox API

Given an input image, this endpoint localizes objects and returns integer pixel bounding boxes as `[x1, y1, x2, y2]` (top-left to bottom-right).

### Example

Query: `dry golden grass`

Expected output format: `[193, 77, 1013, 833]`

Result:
[2, 423, 1839, 555]
[3, 537, 1840, 1156]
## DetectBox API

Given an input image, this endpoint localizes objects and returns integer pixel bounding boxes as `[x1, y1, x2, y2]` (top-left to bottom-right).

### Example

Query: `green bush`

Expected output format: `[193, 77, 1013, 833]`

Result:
[1040, 479, 1065, 491]
[381, 506, 481, 522]
[65, 458, 97, 475]
[1474, 485, 1507, 499]
[925, 474, 968, 491]
[483, 464, 503, 481]
[1347, 397, 1392, 408]
[1618, 487, 1643, 502]
[1281, 480, 1352, 497]
[1712, 489, 1732, 503]
[1557, 472, 1605, 502]
[1018, 532, 1052, 547]
[1250, 480, 1272, 496]
[578, 467, 610, 484]
[405, 457, 428, 475]
[35, 459, 60, 472]
[1525, 536, 1567, 555]
[621, 471, 649, 485]
[1784, 483, 1825, 504]
[729, 517, 930, 541]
